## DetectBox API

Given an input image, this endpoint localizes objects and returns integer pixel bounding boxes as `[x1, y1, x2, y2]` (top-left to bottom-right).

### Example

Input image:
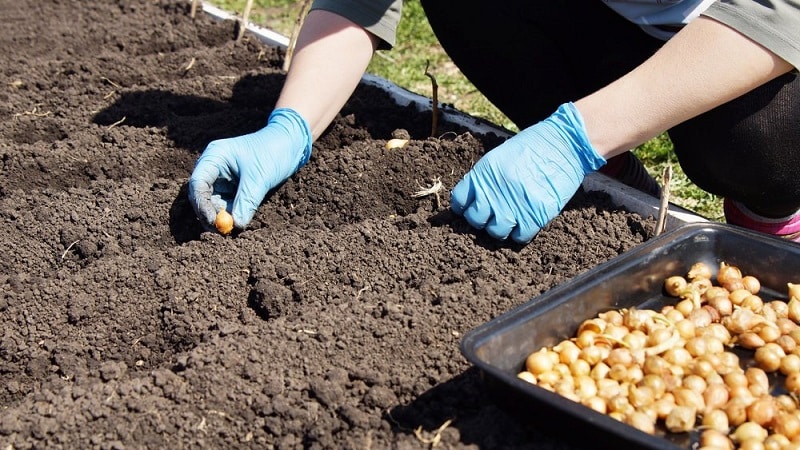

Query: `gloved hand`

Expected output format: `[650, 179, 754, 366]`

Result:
[450, 102, 606, 243]
[188, 108, 312, 232]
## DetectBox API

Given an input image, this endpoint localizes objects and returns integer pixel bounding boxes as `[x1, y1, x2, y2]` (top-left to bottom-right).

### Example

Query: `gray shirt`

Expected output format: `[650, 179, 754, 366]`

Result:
[704, 0, 800, 70]
[311, 0, 402, 49]
[311, 0, 800, 69]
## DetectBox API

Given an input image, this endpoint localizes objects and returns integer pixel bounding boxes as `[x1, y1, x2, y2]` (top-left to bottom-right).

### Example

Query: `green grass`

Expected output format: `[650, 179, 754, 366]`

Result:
[634, 134, 723, 221]
[205, 0, 723, 221]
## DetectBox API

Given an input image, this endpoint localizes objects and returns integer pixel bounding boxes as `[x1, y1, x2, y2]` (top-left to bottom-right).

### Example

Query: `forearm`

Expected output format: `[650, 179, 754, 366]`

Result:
[275, 9, 379, 140]
[576, 16, 794, 159]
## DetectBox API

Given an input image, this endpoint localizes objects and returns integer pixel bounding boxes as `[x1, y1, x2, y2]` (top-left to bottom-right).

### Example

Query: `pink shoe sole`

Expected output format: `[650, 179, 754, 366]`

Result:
[724, 198, 800, 243]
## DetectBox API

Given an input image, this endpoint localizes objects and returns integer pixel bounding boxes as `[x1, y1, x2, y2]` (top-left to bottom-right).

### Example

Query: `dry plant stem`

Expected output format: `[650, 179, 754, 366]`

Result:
[101, 77, 122, 98]
[101, 77, 122, 89]
[412, 177, 443, 209]
[61, 240, 80, 260]
[412, 177, 443, 198]
[12, 106, 51, 120]
[183, 57, 196, 73]
[414, 418, 453, 447]
[108, 116, 127, 129]
[283, 0, 313, 72]
[654, 165, 673, 237]
[355, 285, 370, 300]
[236, 0, 254, 42]
[424, 60, 439, 137]
[190, 0, 199, 18]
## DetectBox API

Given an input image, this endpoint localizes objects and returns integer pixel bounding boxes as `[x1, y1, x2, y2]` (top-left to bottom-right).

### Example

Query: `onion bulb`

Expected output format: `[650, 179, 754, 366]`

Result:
[215, 209, 234, 235]
[742, 275, 761, 294]
[717, 262, 743, 286]
[665, 405, 696, 433]
[731, 421, 768, 443]
[525, 349, 554, 375]
[699, 428, 733, 450]
[773, 411, 800, 439]
[789, 282, 800, 300]
[688, 262, 713, 280]
[785, 372, 800, 394]
[664, 276, 688, 297]
[385, 138, 409, 149]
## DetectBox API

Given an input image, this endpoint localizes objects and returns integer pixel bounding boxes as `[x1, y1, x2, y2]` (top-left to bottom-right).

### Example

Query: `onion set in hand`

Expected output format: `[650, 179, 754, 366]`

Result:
[215, 209, 234, 235]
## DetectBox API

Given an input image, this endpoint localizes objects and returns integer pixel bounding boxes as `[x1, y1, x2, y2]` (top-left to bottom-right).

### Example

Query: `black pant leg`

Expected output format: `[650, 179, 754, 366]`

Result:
[669, 72, 800, 217]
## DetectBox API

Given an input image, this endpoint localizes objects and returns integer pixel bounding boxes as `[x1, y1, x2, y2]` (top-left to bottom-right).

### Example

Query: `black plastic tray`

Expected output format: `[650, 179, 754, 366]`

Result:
[461, 222, 800, 449]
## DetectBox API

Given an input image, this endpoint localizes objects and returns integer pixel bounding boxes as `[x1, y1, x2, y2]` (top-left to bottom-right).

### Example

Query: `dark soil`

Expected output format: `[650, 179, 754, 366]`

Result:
[0, 1, 655, 448]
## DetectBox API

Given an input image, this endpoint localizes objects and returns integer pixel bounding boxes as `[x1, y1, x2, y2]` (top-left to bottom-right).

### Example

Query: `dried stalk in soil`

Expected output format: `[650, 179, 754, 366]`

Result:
[412, 177, 443, 209]
[107, 116, 127, 130]
[12, 105, 51, 120]
[654, 165, 673, 237]
[424, 60, 439, 137]
[414, 418, 453, 448]
[182, 57, 196, 73]
[283, 0, 313, 72]
[236, 0, 254, 41]
[190, 0, 199, 18]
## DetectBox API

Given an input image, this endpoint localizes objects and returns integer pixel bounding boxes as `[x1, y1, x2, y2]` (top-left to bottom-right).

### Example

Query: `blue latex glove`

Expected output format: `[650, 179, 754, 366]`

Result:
[188, 108, 312, 232]
[450, 102, 606, 243]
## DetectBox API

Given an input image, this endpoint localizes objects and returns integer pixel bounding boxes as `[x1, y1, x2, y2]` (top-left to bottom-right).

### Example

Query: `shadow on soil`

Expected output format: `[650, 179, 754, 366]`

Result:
[385, 367, 585, 449]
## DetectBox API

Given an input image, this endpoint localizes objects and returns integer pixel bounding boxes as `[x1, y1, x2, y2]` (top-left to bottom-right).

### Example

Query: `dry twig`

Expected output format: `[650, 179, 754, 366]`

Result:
[108, 116, 127, 129]
[414, 418, 453, 448]
[283, 0, 313, 71]
[61, 240, 80, 260]
[236, 0, 254, 41]
[412, 177, 443, 198]
[13, 105, 51, 120]
[412, 177, 443, 209]
[183, 57, 196, 73]
[654, 165, 673, 237]
[101, 77, 122, 98]
[101, 77, 122, 89]
[424, 61, 439, 137]
[355, 285, 371, 300]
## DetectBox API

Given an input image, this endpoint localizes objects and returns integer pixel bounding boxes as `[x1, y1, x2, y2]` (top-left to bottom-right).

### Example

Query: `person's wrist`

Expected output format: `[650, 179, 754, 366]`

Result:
[267, 107, 313, 169]
[547, 102, 606, 174]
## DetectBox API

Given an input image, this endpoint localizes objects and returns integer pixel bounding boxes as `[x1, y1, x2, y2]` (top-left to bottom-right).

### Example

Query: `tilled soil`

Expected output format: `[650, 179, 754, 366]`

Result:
[0, 1, 655, 448]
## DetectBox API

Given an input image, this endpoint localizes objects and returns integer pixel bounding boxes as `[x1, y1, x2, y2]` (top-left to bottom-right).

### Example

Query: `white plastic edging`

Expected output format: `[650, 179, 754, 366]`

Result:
[199, 1, 707, 232]
[200, 2, 290, 48]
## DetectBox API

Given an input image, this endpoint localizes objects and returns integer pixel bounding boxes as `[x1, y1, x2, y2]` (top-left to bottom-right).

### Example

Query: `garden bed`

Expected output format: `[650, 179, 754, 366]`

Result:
[1, 1, 656, 448]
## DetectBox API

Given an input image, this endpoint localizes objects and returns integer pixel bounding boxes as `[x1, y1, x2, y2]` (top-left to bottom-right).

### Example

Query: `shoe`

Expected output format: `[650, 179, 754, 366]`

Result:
[599, 152, 661, 198]
[723, 198, 800, 243]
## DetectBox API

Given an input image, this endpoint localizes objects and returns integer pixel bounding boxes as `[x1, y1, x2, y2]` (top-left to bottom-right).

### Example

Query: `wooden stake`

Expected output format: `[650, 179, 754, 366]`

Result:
[190, 0, 200, 19]
[654, 165, 672, 237]
[283, 0, 313, 72]
[236, 0, 254, 41]
[424, 61, 439, 137]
